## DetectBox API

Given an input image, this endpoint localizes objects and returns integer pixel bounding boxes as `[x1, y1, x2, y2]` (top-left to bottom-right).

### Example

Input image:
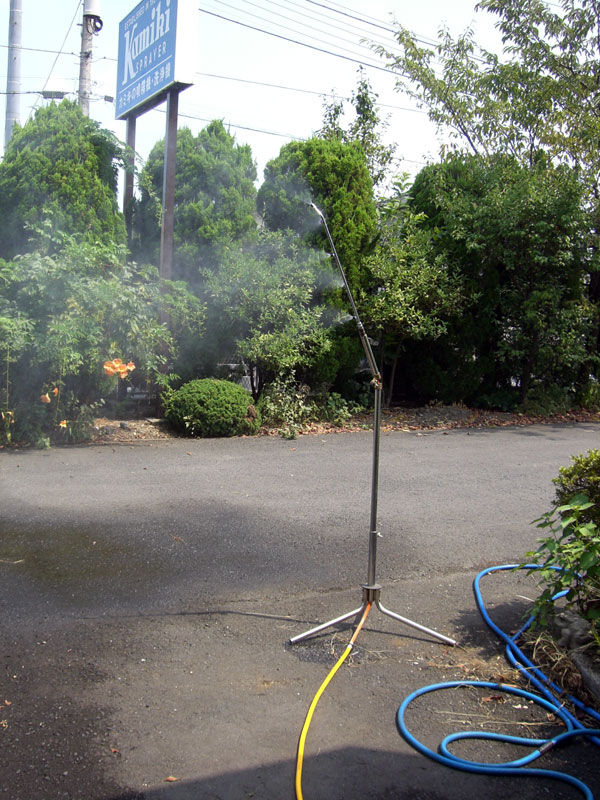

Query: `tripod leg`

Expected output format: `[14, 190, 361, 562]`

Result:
[289, 604, 365, 645]
[377, 599, 457, 646]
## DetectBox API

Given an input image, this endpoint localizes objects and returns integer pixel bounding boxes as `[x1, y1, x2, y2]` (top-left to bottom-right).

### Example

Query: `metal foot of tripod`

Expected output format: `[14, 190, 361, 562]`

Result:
[289, 584, 457, 646]
[289, 204, 458, 651]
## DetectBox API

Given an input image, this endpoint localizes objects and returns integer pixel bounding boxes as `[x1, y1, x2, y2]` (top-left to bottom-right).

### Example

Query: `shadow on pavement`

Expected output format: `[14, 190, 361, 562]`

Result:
[107, 745, 565, 800]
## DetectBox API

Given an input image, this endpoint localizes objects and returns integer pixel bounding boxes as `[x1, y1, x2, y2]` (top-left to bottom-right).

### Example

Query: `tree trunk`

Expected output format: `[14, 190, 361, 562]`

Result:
[386, 341, 402, 408]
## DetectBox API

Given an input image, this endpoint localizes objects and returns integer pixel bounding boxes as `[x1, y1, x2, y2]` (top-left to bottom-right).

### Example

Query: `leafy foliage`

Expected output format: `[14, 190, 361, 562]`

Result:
[375, 0, 600, 404]
[526, 448, 600, 641]
[475, 0, 600, 193]
[361, 203, 462, 405]
[374, 0, 600, 180]
[163, 378, 260, 437]
[318, 68, 396, 190]
[0, 232, 204, 445]
[527, 494, 600, 639]
[257, 372, 363, 439]
[133, 122, 258, 283]
[257, 137, 377, 295]
[403, 153, 592, 408]
[257, 374, 317, 439]
[554, 450, 600, 521]
[0, 100, 126, 258]
[204, 230, 338, 400]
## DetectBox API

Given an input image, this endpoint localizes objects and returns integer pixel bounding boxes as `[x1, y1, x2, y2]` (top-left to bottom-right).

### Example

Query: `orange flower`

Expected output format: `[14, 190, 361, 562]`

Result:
[52, 387, 59, 396]
[40, 393, 51, 404]
[59, 420, 67, 428]
[103, 360, 118, 376]
[104, 357, 134, 379]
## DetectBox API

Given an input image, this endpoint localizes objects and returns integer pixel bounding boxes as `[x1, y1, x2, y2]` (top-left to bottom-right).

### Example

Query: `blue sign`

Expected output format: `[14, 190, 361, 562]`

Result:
[116, 0, 194, 119]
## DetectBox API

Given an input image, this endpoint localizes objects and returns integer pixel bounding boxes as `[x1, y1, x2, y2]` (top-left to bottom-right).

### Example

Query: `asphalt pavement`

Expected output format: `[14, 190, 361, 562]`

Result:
[1, 423, 600, 799]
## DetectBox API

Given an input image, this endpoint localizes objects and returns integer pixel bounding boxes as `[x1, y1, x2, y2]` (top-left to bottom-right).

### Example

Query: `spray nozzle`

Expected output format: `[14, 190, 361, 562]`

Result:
[308, 201, 325, 220]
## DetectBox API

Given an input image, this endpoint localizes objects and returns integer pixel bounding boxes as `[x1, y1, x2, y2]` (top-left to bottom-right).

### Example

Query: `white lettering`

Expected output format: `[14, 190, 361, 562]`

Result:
[122, 23, 137, 85]
[121, 0, 172, 87]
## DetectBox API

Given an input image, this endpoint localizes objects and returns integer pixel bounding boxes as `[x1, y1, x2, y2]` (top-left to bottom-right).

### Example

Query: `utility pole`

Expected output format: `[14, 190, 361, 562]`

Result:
[5, 0, 22, 149]
[78, 0, 103, 117]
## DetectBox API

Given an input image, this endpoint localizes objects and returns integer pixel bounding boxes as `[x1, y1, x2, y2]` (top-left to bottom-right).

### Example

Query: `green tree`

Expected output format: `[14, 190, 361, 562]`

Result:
[372, 1, 600, 172]
[0, 100, 126, 258]
[405, 154, 592, 409]
[257, 137, 377, 296]
[134, 121, 258, 283]
[318, 68, 396, 190]
[361, 203, 462, 406]
[0, 231, 204, 444]
[204, 230, 336, 400]
[475, 0, 600, 187]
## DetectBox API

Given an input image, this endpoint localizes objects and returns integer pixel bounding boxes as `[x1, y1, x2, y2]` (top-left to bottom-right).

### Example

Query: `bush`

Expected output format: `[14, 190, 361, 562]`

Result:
[163, 379, 261, 437]
[0, 233, 204, 447]
[522, 384, 573, 416]
[257, 375, 313, 439]
[554, 449, 600, 524]
[257, 373, 365, 439]
[525, 448, 600, 645]
[526, 494, 600, 642]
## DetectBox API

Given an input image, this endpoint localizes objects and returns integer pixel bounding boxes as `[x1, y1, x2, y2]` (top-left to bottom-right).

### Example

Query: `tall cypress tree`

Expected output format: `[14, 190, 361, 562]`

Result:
[0, 100, 126, 259]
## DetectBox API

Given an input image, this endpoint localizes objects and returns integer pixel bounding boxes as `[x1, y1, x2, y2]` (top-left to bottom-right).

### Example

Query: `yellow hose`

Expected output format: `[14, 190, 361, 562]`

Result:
[295, 604, 372, 800]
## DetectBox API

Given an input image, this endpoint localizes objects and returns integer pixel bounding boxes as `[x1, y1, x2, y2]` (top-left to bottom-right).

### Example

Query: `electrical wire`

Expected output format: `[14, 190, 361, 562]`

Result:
[150, 103, 306, 140]
[0, 43, 80, 57]
[295, 602, 371, 800]
[304, 0, 437, 50]
[218, 0, 395, 56]
[397, 564, 600, 799]
[25, 0, 82, 124]
[243, 0, 401, 51]
[197, 7, 396, 75]
[194, 70, 428, 114]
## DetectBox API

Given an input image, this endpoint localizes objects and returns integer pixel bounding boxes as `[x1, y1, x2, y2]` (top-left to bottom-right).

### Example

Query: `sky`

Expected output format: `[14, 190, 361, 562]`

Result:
[0, 0, 504, 201]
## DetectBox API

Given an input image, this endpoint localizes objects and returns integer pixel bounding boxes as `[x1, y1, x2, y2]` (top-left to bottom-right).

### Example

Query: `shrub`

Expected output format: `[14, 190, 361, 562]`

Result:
[526, 494, 600, 643]
[163, 379, 260, 437]
[257, 374, 316, 439]
[522, 384, 573, 416]
[257, 373, 365, 439]
[554, 449, 600, 524]
[524, 448, 600, 646]
[0, 233, 204, 447]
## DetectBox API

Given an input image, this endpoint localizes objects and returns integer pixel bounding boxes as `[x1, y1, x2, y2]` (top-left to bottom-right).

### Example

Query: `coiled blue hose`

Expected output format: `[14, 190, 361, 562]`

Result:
[397, 565, 600, 799]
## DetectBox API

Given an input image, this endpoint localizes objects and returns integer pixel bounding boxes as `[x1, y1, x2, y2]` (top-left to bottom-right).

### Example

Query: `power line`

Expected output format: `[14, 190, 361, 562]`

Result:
[305, 0, 396, 34]
[194, 70, 427, 114]
[26, 0, 82, 123]
[151, 102, 429, 167]
[203, 0, 392, 69]
[152, 103, 305, 140]
[0, 43, 79, 58]
[0, 90, 52, 95]
[304, 0, 439, 49]
[234, 0, 400, 52]
[197, 7, 397, 75]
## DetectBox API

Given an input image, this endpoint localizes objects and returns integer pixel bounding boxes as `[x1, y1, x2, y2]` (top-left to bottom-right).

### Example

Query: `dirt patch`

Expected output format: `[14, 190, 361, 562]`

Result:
[90, 405, 600, 443]
[91, 417, 176, 443]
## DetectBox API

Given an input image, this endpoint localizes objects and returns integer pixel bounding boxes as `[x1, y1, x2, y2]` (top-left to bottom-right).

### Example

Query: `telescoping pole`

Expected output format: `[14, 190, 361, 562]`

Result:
[289, 203, 456, 648]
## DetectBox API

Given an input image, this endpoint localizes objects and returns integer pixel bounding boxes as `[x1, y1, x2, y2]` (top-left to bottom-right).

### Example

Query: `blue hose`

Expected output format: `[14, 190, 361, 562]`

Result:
[396, 565, 600, 799]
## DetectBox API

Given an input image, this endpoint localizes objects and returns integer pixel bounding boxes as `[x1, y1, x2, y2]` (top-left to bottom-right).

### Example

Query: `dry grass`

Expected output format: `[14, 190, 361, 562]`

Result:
[521, 629, 600, 720]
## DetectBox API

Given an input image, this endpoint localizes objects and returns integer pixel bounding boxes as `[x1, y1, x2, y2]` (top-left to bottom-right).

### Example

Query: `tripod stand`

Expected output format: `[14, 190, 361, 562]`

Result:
[289, 204, 456, 647]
